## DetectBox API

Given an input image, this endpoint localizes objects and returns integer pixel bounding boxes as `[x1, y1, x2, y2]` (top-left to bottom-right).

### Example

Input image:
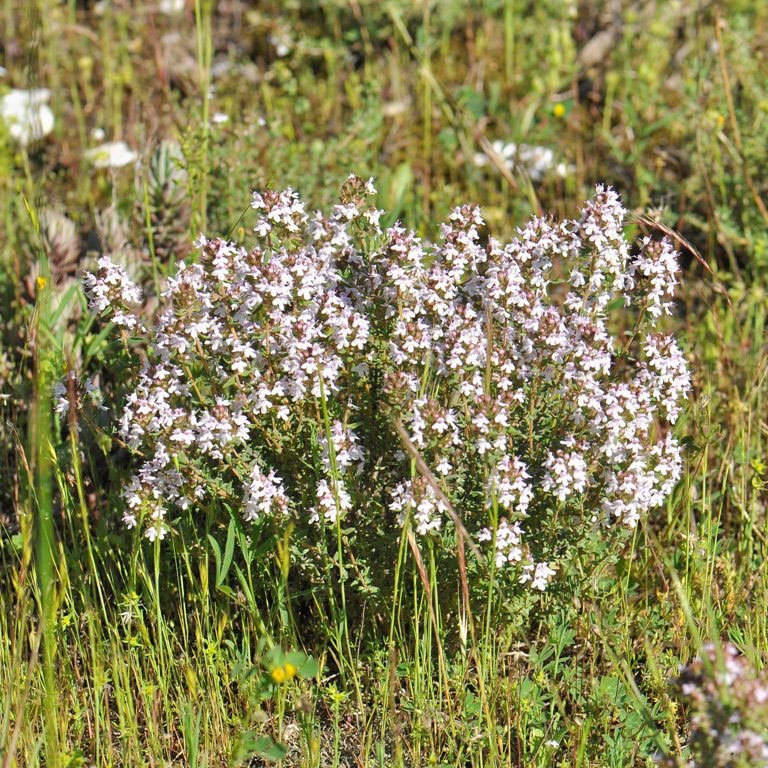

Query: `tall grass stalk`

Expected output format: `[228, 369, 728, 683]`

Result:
[421, 0, 432, 219]
[28, 203, 60, 768]
[193, 0, 213, 231]
[504, 0, 516, 86]
[317, 375, 363, 711]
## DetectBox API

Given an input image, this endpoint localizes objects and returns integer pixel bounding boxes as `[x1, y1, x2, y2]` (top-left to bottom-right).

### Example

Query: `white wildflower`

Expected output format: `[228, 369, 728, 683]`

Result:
[0, 88, 54, 145]
[159, 0, 185, 12]
[244, 467, 289, 522]
[85, 140, 138, 169]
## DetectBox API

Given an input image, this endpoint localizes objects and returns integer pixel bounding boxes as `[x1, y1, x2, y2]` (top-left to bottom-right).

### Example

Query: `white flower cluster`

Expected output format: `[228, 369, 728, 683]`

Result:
[1, 88, 54, 145]
[473, 140, 571, 180]
[319, 421, 365, 474]
[390, 477, 449, 536]
[244, 467, 289, 523]
[84, 178, 689, 592]
[310, 478, 352, 525]
[478, 520, 523, 568]
[83, 257, 143, 329]
[52, 372, 104, 419]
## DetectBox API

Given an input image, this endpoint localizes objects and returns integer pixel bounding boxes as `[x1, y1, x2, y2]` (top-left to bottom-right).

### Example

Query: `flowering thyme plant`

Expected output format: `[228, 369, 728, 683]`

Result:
[659, 643, 768, 767]
[83, 176, 689, 592]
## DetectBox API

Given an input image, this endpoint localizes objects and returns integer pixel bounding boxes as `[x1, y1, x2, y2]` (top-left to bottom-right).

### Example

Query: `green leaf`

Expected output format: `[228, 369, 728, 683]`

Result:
[86, 324, 118, 359]
[233, 564, 255, 608]
[50, 281, 83, 327]
[251, 735, 288, 762]
[285, 651, 319, 679]
[208, 534, 222, 581]
[234, 732, 288, 764]
[605, 296, 627, 313]
[216, 518, 236, 588]
[380, 162, 413, 226]
[456, 85, 486, 119]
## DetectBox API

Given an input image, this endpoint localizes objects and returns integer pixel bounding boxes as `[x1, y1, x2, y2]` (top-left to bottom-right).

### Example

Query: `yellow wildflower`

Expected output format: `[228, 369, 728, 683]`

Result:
[270, 661, 297, 684]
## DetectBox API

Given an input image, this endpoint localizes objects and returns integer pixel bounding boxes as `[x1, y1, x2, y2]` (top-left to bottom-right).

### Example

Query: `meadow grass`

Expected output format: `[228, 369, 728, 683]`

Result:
[1, 2, 768, 767]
